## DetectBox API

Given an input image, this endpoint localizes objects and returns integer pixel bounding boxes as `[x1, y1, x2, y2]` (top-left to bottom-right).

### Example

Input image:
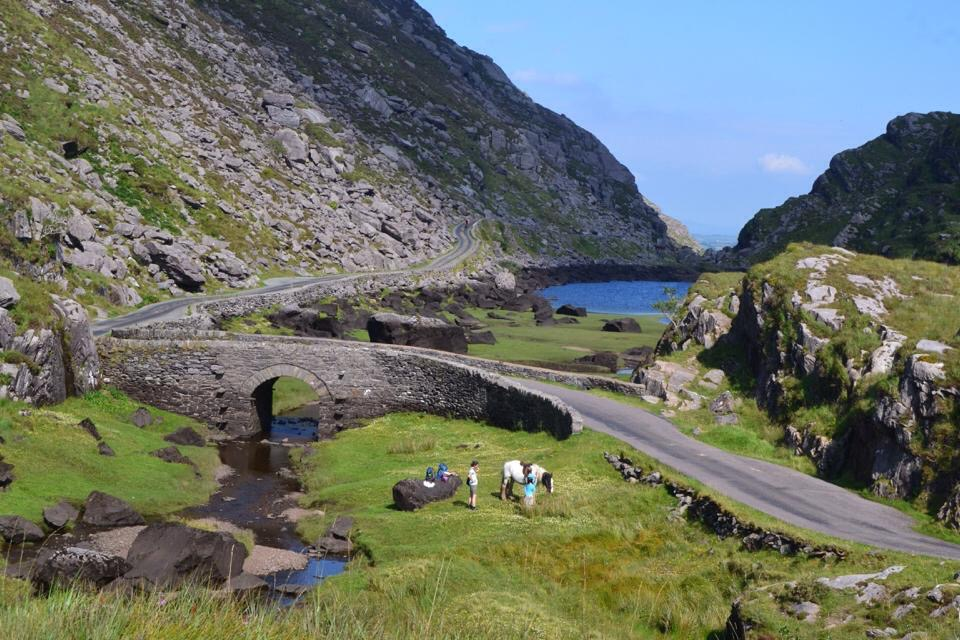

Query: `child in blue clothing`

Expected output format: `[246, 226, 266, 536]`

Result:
[523, 470, 537, 507]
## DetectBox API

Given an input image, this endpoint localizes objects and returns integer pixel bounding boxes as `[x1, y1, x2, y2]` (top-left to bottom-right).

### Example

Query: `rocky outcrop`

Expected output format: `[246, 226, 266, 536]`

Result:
[727, 112, 960, 265]
[367, 313, 467, 354]
[392, 476, 462, 511]
[657, 292, 737, 354]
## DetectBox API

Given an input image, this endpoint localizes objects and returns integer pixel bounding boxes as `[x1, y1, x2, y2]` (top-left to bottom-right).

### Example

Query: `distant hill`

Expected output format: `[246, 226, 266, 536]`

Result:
[727, 112, 960, 265]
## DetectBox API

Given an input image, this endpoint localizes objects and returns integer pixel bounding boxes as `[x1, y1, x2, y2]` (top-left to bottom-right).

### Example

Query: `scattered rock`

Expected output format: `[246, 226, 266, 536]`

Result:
[1, 461, 15, 490]
[856, 582, 888, 604]
[602, 318, 642, 333]
[150, 445, 194, 467]
[224, 572, 269, 593]
[556, 304, 587, 317]
[78, 417, 101, 440]
[0, 515, 45, 544]
[130, 407, 153, 428]
[709, 391, 736, 415]
[392, 476, 461, 511]
[817, 566, 904, 590]
[704, 369, 726, 385]
[80, 491, 145, 528]
[466, 330, 496, 345]
[916, 339, 952, 354]
[43, 501, 79, 529]
[892, 602, 916, 620]
[164, 427, 206, 447]
[574, 351, 619, 372]
[98, 441, 116, 457]
[787, 601, 820, 622]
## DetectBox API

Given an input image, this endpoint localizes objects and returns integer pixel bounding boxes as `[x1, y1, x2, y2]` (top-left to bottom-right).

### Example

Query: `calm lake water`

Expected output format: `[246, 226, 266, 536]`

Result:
[539, 280, 692, 315]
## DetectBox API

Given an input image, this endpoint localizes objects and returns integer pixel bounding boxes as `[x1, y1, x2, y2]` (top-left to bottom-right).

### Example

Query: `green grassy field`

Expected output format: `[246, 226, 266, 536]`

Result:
[463, 309, 662, 370]
[0, 389, 219, 522]
[272, 377, 320, 415]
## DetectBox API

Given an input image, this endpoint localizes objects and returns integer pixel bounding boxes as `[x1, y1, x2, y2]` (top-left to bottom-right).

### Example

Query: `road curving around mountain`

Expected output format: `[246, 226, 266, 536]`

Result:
[92, 221, 479, 336]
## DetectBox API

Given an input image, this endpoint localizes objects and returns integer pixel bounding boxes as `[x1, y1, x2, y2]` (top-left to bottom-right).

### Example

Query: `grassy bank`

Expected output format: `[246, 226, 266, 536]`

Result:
[0, 389, 218, 522]
[1, 413, 955, 638]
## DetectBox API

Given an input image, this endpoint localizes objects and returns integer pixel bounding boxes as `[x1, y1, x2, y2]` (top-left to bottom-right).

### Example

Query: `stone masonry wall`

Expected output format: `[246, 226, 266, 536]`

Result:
[99, 329, 582, 439]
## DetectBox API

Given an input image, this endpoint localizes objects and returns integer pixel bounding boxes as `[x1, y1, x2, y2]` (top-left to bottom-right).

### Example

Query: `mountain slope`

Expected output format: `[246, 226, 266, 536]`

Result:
[729, 112, 960, 265]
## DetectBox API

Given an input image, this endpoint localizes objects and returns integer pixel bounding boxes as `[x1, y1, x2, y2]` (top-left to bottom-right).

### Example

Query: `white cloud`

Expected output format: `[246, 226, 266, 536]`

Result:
[758, 153, 810, 175]
[511, 69, 582, 87]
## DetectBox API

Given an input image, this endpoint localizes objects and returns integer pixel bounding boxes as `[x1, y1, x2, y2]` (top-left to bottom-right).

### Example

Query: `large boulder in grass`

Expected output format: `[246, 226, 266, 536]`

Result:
[602, 318, 642, 333]
[80, 491, 145, 528]
[124, 523, 247, 587]
[32, 547, 130, 592]
[163, 427, 206, 447]
[575, 351, 620, 372]
[0, 460, 14, 490]
[392, 476, 461, 511]
[556, 304, 587, 317]
[0, 515, 45, 544]
[367, 313, 467, 354]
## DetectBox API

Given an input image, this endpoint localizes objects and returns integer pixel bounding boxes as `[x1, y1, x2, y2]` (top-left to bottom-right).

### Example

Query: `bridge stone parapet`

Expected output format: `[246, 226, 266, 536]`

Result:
[99, 329, 581, 439]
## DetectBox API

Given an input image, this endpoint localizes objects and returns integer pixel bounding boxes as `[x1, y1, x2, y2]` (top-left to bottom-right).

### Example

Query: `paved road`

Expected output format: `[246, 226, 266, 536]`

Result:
[522, 380, 960, 559]
[92, 221, 479, 336]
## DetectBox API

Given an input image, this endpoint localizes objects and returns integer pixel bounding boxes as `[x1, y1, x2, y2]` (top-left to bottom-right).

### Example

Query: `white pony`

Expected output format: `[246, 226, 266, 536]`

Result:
[500, 460, 554, 500]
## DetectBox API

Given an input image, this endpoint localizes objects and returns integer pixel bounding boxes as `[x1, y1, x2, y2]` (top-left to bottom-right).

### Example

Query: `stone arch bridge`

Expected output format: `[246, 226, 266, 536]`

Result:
[98, 330, 581, 439]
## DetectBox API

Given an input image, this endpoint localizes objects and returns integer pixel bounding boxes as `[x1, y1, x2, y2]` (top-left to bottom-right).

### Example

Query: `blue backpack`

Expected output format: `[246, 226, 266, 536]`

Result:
[437, 463, 448, 477]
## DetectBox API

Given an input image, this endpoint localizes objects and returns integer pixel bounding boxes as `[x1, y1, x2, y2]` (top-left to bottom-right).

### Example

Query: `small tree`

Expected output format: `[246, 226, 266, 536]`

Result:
[652, 286, 684, 330]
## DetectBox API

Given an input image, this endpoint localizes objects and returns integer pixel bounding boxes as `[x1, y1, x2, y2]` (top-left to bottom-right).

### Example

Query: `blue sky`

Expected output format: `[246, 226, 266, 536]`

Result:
[417, 1, 960, 235]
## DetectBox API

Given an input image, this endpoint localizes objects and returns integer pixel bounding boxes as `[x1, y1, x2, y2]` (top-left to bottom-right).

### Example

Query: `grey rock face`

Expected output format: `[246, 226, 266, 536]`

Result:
[80, 491, 145, 528]
[142, 241, 205, 291]
[124, 522, 247, 587]
[52, 296, 99, 395]
[0, 277, 20, 309]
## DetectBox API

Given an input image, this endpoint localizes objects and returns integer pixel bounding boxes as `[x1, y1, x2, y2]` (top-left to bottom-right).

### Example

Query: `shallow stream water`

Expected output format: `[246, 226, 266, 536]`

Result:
[182, 408, 346, 599]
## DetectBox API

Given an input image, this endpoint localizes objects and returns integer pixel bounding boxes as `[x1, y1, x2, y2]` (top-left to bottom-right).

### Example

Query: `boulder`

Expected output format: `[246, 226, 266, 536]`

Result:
[225, 572, 269, 593]
[32, 547, 130, 592]
[130, 407, 153, 428]
[124, 522, 247, 587]
[466, 330, 496, 345]
[621, 346, 655, 369]
[98, 441, 116, 457]
[142, 241, 205, 291]
[367, 312, 467, 353]
[274, 128, 308, 164]
[574, 351, 620, 372]
[150, 446, 194, 466]
[709, 391, 736, 415]
[315, 535, 351, 555]
[0, 515, 45, 544]
[0, 276, 20, 309]
[937, 484, 960, 529]
[392, 476, 461, 511]
[327, 516, 353, 540]
[0, 460, 13, 489]
[43, 501, 80, 529]
[51, 297, 100, 395]
[164, 427, 206, 447]
[556, 304, 587, 317]
[78, 417, 101, 440]
[602, 318, 642, 333]
[66, 215, 96, 246]
[80, 491, 145, 528]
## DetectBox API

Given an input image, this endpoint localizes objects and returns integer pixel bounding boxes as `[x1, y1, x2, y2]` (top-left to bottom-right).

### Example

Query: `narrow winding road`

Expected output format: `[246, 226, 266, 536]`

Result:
[93, 224, 960, 558]
[523, 381, 960, 559]
[92, 221, 479, 336]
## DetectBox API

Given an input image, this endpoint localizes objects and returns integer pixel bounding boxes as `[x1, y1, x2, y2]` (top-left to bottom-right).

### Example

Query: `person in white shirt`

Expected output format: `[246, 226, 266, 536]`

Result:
[467, 460, 479, 511]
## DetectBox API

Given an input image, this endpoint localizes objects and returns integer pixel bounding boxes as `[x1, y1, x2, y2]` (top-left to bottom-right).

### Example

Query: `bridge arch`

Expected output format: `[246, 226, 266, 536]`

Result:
[240, 364, 333, 432]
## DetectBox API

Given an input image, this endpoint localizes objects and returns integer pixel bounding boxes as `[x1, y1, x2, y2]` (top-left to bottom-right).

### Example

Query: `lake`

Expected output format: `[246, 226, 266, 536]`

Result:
[539, 280, 692, 315]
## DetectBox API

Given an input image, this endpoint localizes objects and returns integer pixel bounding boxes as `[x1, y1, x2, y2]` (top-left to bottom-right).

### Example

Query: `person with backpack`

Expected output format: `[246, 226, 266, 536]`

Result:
[466, 460, 479, 511]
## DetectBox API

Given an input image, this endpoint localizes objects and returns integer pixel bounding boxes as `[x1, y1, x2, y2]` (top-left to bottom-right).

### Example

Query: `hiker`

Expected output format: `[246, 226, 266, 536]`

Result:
[523, 468, 537, 507]
[423, 466, 436, 488]
[436, 462, 455, 482]
[467, 460, 479, 510]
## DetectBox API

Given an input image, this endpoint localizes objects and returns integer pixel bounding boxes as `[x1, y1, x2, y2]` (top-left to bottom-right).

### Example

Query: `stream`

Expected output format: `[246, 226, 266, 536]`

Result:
[182, 407, 346, 600]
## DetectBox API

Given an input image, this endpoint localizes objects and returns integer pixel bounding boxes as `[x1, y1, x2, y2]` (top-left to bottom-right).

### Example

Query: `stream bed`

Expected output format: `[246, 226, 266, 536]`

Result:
[183, 411, 346, 600]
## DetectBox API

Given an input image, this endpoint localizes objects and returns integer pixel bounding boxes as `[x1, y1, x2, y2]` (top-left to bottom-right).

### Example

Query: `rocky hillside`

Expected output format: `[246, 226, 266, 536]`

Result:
[644, 244, 960, 527]
[0, 0, 691, 406]
[727, 112, 960, 265]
